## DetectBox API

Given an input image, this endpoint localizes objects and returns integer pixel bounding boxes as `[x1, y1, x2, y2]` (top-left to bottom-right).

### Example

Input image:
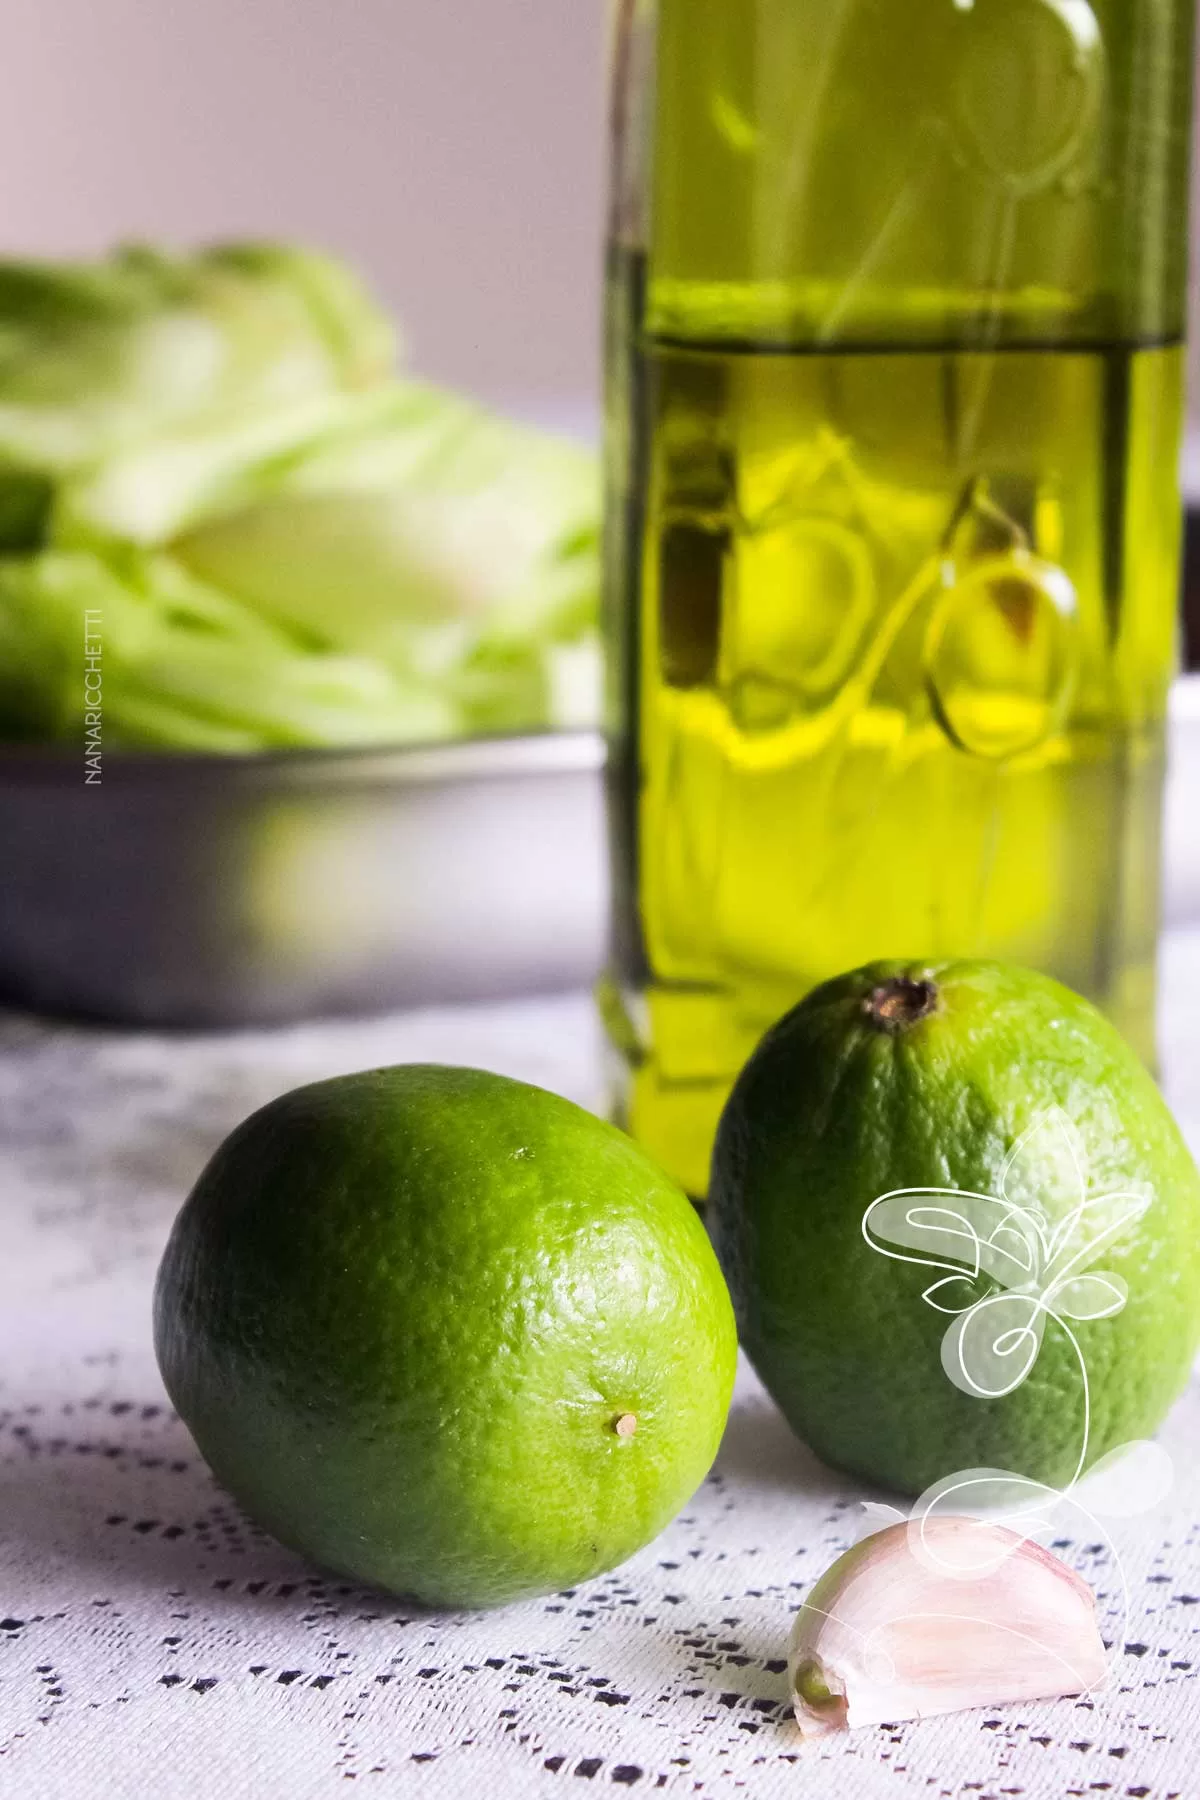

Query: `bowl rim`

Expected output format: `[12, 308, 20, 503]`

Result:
[0, 728, 607, 789]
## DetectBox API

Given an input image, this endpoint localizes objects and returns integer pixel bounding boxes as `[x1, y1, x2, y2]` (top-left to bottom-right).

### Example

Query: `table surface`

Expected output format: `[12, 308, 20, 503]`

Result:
[4, 939, 1200, 1800]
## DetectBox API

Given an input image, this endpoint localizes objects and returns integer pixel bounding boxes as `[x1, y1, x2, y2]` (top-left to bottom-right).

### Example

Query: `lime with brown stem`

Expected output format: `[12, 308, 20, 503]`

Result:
[710, 959, 1200, 1496]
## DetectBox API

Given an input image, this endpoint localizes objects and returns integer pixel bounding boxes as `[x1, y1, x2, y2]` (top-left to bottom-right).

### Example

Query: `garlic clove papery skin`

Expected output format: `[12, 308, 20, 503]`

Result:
[788, 1516, 1108, 1737]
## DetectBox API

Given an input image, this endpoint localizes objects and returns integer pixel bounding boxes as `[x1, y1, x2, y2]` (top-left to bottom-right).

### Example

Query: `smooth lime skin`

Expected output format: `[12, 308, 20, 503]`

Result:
[155, 1065, 737, 1609]
[710, 960, 1200, 1497]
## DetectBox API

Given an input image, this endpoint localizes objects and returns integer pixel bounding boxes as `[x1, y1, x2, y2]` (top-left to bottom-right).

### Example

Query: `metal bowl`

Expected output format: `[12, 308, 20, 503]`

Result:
[0, 733, 608, 1027]
[3, 677, 1197, 1031]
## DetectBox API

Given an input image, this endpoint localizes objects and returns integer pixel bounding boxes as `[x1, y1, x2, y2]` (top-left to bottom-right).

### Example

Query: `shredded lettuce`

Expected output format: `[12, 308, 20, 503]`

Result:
[0, 244, 601, 753]
[0, 548, 462, 750]
[0, 243, 394, 552]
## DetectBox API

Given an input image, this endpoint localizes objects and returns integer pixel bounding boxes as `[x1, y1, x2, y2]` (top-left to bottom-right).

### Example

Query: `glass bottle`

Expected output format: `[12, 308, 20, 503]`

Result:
[602, 0, 1195, 1198]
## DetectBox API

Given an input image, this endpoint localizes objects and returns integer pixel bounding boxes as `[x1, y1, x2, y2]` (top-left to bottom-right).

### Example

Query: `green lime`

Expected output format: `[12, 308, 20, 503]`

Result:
[710, 960, 1200, 1497]
[155, 1064, 737, 1609]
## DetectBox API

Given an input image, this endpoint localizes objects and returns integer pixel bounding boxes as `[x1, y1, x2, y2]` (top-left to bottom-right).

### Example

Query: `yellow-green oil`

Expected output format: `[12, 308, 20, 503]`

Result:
[603, 0, 1193, 1198]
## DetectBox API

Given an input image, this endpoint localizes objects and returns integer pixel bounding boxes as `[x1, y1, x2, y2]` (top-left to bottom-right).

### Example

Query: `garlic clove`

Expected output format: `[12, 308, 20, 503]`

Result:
[789, 1516, 1108, 1737]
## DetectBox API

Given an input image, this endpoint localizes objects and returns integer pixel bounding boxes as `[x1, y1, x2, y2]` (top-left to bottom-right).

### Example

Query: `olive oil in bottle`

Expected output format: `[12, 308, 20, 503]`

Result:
[602, 0, 1194, 1197]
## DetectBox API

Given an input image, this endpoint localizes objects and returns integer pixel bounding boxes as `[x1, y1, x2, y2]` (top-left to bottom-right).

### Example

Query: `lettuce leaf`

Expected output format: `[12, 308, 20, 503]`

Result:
[0, 245, 600, 753]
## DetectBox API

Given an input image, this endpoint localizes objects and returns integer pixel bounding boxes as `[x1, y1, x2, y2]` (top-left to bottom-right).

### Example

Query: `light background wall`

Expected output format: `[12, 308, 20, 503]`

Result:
[0, 2, 1197, 432]
[0, 0, 608, 421]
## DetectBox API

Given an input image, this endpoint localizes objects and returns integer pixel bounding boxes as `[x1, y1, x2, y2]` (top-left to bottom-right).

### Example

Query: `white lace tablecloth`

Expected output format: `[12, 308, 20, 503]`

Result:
[4, 939, 1200, 1800]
